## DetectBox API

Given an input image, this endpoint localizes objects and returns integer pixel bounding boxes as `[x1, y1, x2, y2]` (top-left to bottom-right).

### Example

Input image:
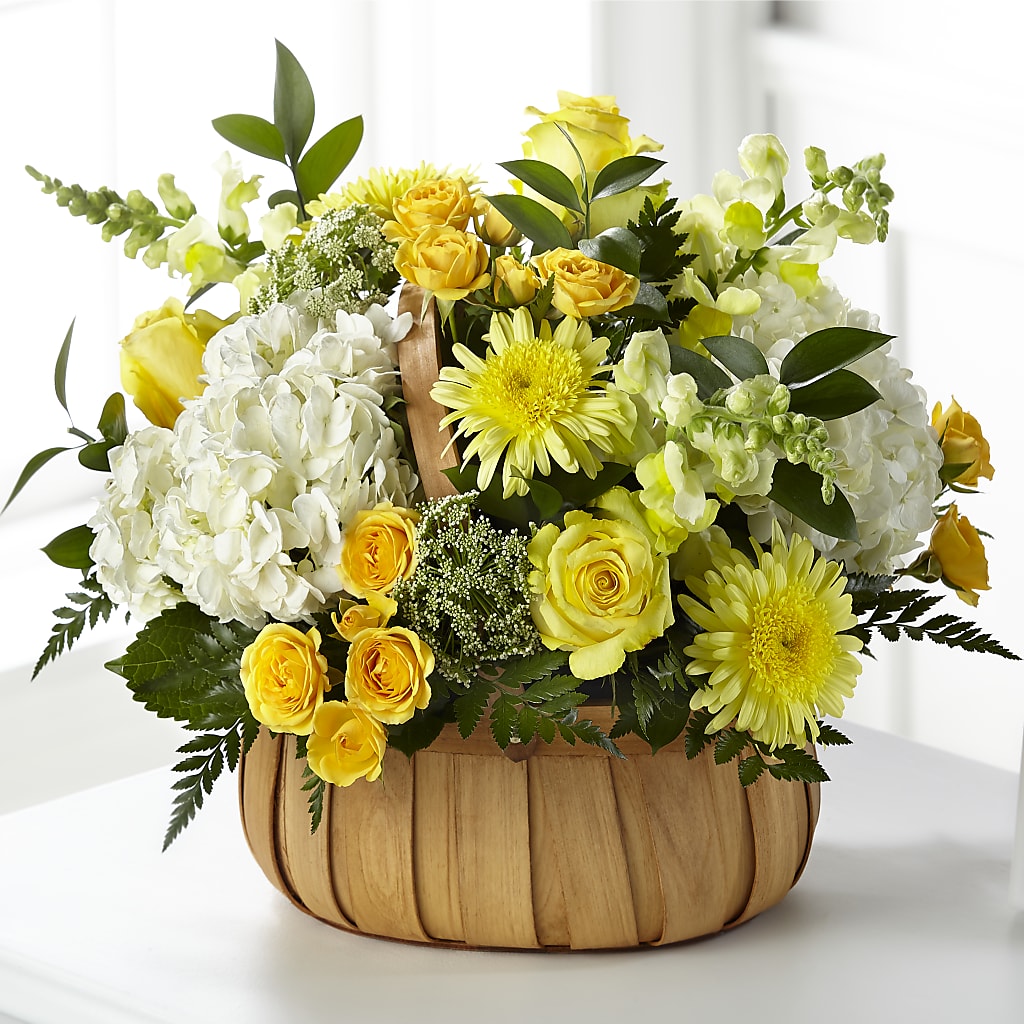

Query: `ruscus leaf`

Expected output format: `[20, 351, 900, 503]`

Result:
[498, 159, 583, 213]
[578, 227, 642, 275]
[296, 115, 363, 201]
[273, 40, 315, 162]
[769, 460, 858, 541]
[591, 156, 666, 200]
[2, 446, 71, 514]
[53, 319, 76, 416]
[42, 524, 95, 569]
[485, 194, 574, 254]
[779, 326, 894, 385]
[669, 346, 732, 399]
[787, 369, 883, 420]
[700, 334, 770, 381]
[211, 114, 286, 162]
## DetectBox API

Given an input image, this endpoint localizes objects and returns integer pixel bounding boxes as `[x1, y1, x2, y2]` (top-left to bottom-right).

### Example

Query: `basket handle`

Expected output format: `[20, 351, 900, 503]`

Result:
[397, 284, 459, 499]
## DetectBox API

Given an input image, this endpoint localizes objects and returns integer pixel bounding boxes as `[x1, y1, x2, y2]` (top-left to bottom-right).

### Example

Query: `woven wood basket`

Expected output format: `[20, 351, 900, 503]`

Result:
[236, 285, 820, 950]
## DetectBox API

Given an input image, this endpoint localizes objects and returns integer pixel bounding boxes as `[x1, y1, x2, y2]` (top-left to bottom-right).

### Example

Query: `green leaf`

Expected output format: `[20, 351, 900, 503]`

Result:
[738, 754, 767, 786]
[787, 369, 882, 420]
[523, 674, 584, 705]
[301, 765, 327, 834]
[33, 575, 113, 679]
[489, 694, 518, 748]
[700, 334, 770, 381]
[591, 156, 666, 200]
[53, 319, 75, 416]
[645, 700, 690, 754]
[683, 708, 715, 759]
[490, 649, 569, 688]
[97, 391, 128, 444]
[714, 729, 749, 765]
[2, 446, 71, 514]
[616, 282, 670, 322]
[210, 114, 286, 163]
[485, 194, 574, 254]
[578, 227, 641, 275]
[498, 160, 583, 214]
[767, 747, 830, 784]
[268, 189, 302, 209]
[815, 723, 852, 746]
[77, 441, 115, 472]
[523, 475, 564, 520]
[668, 346, 732, 399]
[779, 326, 894, 385]
[566, 717, 625, 758]
[296, 115, 364, 201]
[454, 680, 494, 739]
[387, 710, 446, 757]
[273, 40, 315, 163]
[769, 460, 858, 541]
[42, 524, 94, 569]
[537, 461, 632, 511]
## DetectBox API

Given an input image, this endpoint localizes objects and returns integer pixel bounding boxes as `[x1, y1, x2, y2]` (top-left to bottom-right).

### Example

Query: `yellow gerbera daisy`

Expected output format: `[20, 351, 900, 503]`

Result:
[679, 525, 862, 751]
[310, 162, 479, 221]
[430, 308, 635, 498]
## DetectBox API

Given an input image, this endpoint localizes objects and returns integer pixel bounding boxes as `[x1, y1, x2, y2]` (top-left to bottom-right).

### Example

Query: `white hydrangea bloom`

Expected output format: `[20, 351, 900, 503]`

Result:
[90, 303, 416, 626]
[731, 269, 942, 573]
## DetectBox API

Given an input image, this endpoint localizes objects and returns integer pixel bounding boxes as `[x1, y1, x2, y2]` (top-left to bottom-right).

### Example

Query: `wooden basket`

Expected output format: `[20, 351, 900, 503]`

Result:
[236, 286, 819, 949]
[238, 710, 818, 951]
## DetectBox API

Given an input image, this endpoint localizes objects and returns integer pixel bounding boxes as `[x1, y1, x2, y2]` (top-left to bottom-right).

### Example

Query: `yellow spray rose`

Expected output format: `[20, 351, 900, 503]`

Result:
[345, 627, 433, 725]
[475, 202, 521, 247]
[523, 91, 664, 236]
[307, 701, 387, 787]
[531, 248, 639, 318]
[931, 398, 994, 487]
[241, 624, 331, 735]
[528, 506, 673, 679]
[381, 177, 479, 243]
[394, 225, 491, 301]
[337, 504, 419, 600]
[120, 298, 233, 428]
[929, 504, 990, 606]
[492, 254, 540, 305]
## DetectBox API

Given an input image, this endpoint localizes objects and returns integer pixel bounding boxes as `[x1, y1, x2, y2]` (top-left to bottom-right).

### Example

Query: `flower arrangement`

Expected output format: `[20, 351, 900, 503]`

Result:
[8, 42, 1017, 850]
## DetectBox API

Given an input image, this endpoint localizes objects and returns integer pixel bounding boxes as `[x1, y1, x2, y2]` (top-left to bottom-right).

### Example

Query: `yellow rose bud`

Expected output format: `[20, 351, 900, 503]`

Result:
[528, 508, 673, 679]
[241, 624, 331, 735]
[492, 254, 540, 306]
[475, 202, 521, 247]
[345, 627, 433, 725]
[337, 504, 419, 601]
[929, 504, 990, 606]
[531, 248, 640, 318]
[381, 177, 479, 243]
[119, 298, 233, 428]
[332, 591, 397, 642]
[931, 398, 994, 487]
[394, 225, 491, 301]
[307, 701, 387, 787]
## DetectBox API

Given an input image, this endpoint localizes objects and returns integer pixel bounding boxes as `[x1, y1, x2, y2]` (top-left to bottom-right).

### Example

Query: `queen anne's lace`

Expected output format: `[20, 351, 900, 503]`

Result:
[89, 303, 415, 626]
[731, 270, 942, 573]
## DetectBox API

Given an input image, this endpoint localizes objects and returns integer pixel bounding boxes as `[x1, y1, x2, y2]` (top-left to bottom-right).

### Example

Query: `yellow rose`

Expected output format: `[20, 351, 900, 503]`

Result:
[528, 507, 673, 679]
[394, 225, 491, 301]
[929, 504, 990, 606]
[307, 701, 387, 787]
[345, 627, 434, 725]
[522, 92, 664, 236]
[119, 298, 233, 428]
[475, 202, 521, 247]
[241, 624, 331, 735]
[531, 248, 640, 318]
[332, 591, 397, 642]
[931, 398, 994, 487]
[381, 177, 479, 243]
[492, 254, 540, 305]
[337, 504, 419, 601]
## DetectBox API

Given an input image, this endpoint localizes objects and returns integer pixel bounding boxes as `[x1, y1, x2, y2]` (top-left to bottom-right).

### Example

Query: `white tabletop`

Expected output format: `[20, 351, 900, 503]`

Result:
[1, 723, 1022, 1024]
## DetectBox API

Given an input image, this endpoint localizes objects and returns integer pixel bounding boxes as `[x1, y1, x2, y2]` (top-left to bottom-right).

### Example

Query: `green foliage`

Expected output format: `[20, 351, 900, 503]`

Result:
[296, 739, 327, 834]
[212, 40, 363, 219]
[498, 159, 583, 214]
[700, 334, 770, 381]
[788, 369, 882, 420]
[627, 196, 697, 287]
[816, 722, 852, 746]
[591, 155, 665, 200]
[485, 193, 574, 254]
[33, 575, 115, 679]
[669, 346, 732, 399]
[42, 524, 94, 571]
[769, 460, 858, 541]
[848, 583, 1019, 660]
[579, 227, 642, 276]
[779, 326, 894, 386]
[714, 728, 749, 766]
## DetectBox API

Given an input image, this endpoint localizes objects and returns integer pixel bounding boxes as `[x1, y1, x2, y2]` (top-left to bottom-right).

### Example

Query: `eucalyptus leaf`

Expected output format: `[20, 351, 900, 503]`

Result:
[53, 319, 75, 416]
[578, 227, 641, 275]
[42, 524, 95, 570]
[668, 346, 732, 399]
[591, 155, 666, 200]
[787, 368, 882, 420]
[498, 159, 583, 214]
[701, 334, 770, 381]
[210, 114, 286, 163]
[486, 194, 574, 254]
[768, 460, 858, 541]
[273, 40, 315, 163]
[779, 326, 894, 385]
[2, 446, 71, 514]
[296, 115, 364, 200]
